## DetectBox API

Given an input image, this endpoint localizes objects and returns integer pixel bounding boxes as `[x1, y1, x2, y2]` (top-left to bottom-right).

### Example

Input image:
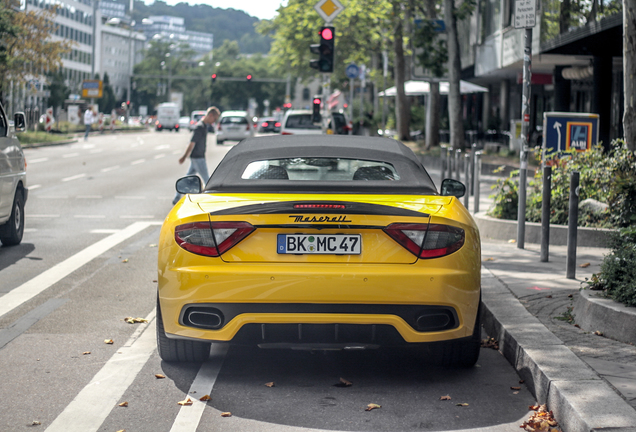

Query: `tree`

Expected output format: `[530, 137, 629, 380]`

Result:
[625, 0, 636, 150]
[46, 70, 69, 109]
[0, 0, 72, 101]
[98, 73, 117, 114]
[393, 1, 410, 141]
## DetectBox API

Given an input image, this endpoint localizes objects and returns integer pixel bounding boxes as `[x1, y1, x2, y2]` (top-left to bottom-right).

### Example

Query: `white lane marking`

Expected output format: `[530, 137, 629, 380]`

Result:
[44, 310, 157, 432]
[23, 228, 37, 233]
[101, 165, 119, 172]
[131, 159, 145, 165]
[74, 215, 106, 219]
[172, 150, 181, 155]
[39, 195, 69, 199]
[154, 153, 166, 159]
[170, 345, 228, 432]
[155, 144, 170, 150]
[90, 149, 103, 154]
[115, 196, 146, 200]
[29, 157, 48, 163]
[27, 214, 60, 218]
[29, 184, 41, 190]
[120, 215, 155, 219]
[77, 195, 103, 199]
[89, 229, 120, 234]
[62, 173, 86, 182]
[0, 221, 161, 319]
[63, 152, 80, 158]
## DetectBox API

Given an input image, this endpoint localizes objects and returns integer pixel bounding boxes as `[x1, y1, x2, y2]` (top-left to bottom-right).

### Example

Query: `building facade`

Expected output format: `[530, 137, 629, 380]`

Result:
[100, 23, 146, 100]
[139, 15, 213, 54]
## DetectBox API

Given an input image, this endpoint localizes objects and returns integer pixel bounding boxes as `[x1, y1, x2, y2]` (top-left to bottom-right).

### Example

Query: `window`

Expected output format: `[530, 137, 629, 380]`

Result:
[241, 158, 400, 182]
[302, 88, 310, 101]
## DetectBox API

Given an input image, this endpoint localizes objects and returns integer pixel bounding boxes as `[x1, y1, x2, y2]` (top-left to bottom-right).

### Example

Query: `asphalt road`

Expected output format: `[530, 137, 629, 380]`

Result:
[0, 130, 535, 431]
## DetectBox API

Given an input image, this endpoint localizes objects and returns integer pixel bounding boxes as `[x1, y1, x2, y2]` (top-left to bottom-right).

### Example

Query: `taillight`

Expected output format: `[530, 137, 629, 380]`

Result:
[275, 122, 281, 127]
[175, 222, 255, 257]
[261, 122, 268, 127]
[383, 223, 464, 259]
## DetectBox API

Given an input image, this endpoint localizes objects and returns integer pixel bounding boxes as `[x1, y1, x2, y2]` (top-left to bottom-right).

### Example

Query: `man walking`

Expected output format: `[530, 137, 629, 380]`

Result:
[172, 106, 220, 205]
[83, 107, 95, 141]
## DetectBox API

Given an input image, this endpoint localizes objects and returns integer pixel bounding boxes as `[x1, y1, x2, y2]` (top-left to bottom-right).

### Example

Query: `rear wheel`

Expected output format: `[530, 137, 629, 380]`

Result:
[216, 139, 224, 145]
[156, 297, 211, 362]
[0, 190, 25, 246]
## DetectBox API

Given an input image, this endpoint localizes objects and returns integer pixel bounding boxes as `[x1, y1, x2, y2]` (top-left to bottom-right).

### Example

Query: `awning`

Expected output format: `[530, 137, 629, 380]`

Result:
[378, 80, 488, 96]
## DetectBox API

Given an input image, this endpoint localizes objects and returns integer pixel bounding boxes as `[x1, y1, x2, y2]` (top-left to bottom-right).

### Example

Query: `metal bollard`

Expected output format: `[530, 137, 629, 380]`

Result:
[463, 153, 470, 208]
[540, 166, 552, 262]
[455, 149, 461, 181]
[566, 171, 580, 279]
[473, 151, 481, 214]
[470, 143, 477, 196]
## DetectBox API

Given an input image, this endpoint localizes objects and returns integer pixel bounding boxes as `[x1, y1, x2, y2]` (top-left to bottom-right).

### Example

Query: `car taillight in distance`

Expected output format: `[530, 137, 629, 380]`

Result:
[175, 221, 255, 257]
[261, 122, 268, 128]
[383, 223, 465, 259]
[275, 122, 281, 127]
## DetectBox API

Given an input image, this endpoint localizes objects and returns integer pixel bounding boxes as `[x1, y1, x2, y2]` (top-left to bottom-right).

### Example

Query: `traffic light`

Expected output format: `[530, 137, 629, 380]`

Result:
[312, 97, 321, 123]
[211, 73, 216, 84]
[246, 74, 252, 82]
[309, 26, 335, 73]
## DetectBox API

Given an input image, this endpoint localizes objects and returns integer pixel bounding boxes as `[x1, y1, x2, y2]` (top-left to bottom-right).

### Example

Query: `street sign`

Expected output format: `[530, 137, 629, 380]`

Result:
[542, 112, 599, 158]
[81, 80, 103, 98]
[314, 0, 344, 23]
[345, 63, 359, 79]
[514, 0, 536, 29]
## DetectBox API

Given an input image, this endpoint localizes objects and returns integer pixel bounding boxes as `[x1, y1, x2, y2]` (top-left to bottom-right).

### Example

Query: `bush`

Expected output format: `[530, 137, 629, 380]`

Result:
[586, 227, 636, 307]
[488, 140, 636, 228]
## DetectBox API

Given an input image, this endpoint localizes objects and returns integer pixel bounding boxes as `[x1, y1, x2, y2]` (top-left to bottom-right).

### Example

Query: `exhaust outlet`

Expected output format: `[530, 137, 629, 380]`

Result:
[187, 311, 223, 329]
[416, 313, 451, 331]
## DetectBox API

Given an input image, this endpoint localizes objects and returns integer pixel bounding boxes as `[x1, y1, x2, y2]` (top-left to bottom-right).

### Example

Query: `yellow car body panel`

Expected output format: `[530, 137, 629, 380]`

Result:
[158, 192, 480, 345]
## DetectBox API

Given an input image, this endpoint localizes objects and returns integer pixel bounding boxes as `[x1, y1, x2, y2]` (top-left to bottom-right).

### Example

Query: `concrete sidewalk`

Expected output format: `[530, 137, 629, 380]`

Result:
[425, 162, 636, 431]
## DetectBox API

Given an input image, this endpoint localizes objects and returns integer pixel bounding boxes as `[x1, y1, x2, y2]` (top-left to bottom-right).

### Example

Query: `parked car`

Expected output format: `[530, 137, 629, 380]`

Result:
[178, 116, 190, 130]
[157, 135, 481, 367]
[0, 102, 27, 246]
[189, 110, 207, 131]
[256, 117, 281, 133]
[279, 110, 322, 135]
[215, 111, 254, 144]
[155, 102, 180, 132]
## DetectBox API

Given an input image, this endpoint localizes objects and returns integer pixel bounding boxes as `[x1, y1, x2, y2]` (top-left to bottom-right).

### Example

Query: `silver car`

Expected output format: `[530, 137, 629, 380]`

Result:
[215, 111, 254, 144]
[0, 102, 27, 246]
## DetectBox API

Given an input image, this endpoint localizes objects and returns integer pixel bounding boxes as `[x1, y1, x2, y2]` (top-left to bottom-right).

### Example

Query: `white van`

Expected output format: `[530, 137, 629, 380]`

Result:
[0, 102, 27, 246]
[155, 102, 181, 132]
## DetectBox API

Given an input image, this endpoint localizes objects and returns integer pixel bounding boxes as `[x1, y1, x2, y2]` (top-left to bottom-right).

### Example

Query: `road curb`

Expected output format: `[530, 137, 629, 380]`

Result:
[474, 211, 613, 247]
[573, 290, 636, 345]
[481, 268, 636, 432]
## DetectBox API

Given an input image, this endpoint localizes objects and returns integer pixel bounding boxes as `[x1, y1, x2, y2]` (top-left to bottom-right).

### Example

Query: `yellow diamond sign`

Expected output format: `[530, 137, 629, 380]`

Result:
[314, 0, 344, 23]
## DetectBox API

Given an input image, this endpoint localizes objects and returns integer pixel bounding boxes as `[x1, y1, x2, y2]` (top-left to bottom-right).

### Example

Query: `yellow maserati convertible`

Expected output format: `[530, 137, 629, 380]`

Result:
[157, 136, 481, 366]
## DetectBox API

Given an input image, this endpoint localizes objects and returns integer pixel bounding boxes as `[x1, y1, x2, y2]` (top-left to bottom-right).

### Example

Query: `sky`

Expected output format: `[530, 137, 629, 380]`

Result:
[149, 0, 286, 20]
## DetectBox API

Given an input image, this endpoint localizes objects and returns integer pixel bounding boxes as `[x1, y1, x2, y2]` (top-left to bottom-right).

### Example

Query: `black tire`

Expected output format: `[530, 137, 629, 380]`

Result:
[0, 190, 25, 246]
[216, 139, 224, 145]
[437, 302, 482, 367]
[156, 297, 211, 362]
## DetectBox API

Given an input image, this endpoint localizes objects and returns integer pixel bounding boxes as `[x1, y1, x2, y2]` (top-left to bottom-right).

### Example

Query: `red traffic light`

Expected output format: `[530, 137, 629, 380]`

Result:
[246, 74, 252, 80]
[126, 101, 130, 106]
[313, 98, 321, 105]
[211, 73, 217, 78]
[320, 27, 333, 40]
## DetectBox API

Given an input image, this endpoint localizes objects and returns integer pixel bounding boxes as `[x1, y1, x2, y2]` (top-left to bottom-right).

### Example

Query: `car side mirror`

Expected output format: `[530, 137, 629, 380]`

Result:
[14, 112, 26, 132]
[441, 179, 465, 198]
[175, 175, 202, 194]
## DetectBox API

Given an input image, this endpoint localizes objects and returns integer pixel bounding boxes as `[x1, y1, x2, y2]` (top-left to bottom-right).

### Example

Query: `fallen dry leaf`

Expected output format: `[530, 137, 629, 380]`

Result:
[199, 395, 211, 401]
[177, 398, 193, 406]
[456, 403, 469, 407]
[440, 395, 451, 401]
[567, 294, 573, 298]
[122, 259, 128, 263]
[481, 337, 499, 350]
[83, 351, 91, 355]
[221, 412, 232, 417]
[511, 386, 521, 390]
[574, 324, 581, 329]
[365, 403, 381, 411]
[30, 421, 41, 425]
[483, 257, 496, 261]
[155, 374, 166, 379]
[116, 430, 125, 432]
[334, 377, 352, 387]
[519, 380, 525, 384]
[153, 280, 158, 283]
[149, 244, 157, 247]
[508, 239, 516, 243]
[513, 391, 519, 395]
[124, 317, 148, 324]
[521, 404, 559, 431]
[264, 382, 275, 388]
[118, 401, 128, 407]
[579, 263, 590, 268]
[546, 295, 553, 298]
[104, 339, 114, 344]
[594, 331, 603, 336]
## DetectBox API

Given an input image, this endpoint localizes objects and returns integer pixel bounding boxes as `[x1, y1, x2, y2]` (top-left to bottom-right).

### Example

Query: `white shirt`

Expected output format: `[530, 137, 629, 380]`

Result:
[84, 109, 94, 125]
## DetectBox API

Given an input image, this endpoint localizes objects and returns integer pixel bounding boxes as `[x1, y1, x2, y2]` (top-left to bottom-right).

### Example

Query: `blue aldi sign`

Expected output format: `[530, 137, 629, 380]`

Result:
[542, 112, 599, 159]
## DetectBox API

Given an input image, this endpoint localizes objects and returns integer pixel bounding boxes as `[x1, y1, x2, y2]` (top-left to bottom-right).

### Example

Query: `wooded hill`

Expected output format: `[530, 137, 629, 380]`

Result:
[129, 0, 270, 53]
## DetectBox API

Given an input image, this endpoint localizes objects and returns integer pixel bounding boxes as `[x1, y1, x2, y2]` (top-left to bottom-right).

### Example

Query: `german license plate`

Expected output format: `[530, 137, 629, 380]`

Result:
[277, 234, 361, 254]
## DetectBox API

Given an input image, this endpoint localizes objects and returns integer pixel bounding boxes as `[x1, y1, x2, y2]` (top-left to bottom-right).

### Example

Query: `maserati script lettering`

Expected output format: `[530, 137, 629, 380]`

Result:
[289, 215, 352, 223]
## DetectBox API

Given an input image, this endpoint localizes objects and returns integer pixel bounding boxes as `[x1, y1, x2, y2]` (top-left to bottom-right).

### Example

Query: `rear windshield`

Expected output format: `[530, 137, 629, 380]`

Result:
[285, 114, 321, 130]
[332, 113, 346, 129]
[221, 116, 248, 125]
[241, 158, 400, 181]
[192, 114, 205, 121]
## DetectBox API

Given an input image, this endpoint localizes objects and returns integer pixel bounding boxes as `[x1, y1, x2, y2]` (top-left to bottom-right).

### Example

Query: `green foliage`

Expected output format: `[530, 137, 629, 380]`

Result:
[412, 19, 447, 78]
[541, 0, 622, 43]
[488, 140, 636, 228]
[587, 227, 636, 307]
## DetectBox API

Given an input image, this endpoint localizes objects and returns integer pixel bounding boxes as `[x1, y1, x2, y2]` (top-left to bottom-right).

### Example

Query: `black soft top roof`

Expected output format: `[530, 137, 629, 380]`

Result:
[204, 135, 438, 195]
